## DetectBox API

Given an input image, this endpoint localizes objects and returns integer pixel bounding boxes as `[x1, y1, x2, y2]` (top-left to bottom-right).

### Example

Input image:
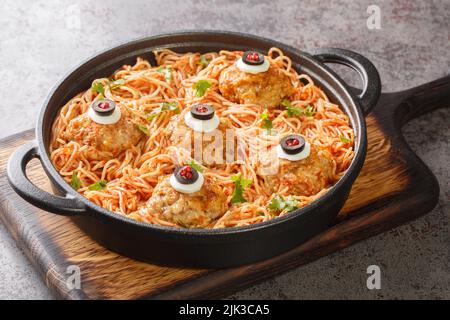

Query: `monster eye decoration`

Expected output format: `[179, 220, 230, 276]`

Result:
[276, 134, 311, 161]
[236, 51, 270, 74]
[88, 99, 121, 125]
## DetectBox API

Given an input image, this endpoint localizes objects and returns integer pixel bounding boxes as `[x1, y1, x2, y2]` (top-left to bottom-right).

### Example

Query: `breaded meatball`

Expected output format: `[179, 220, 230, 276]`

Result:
[167, 114, 235, 165]
[146, 175, 228, 228]
[261, 145, 335, 196]
[64, 106, 143, 159]
[219, 64, 294, 106]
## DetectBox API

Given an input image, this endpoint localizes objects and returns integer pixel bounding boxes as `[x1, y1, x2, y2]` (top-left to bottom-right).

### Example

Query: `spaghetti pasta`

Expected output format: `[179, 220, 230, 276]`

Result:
[50, 48, 355, 229]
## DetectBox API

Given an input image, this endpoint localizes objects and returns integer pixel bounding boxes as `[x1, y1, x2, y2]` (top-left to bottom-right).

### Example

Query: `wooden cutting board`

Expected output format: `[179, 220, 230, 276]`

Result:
[0, 76, 449, 300]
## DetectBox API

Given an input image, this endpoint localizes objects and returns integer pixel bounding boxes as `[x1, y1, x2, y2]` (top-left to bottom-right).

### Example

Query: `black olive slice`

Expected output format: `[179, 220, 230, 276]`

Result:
[280, 135, 306, 155]
[242, 51, 265, 66]
[190, 104, 215, 120]
[174, 165, 199, 184]
[91, 99, 116, 116]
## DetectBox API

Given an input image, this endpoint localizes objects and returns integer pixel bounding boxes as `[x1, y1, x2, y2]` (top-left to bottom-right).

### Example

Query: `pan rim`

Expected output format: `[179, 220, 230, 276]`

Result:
[36, 30, 367, 237]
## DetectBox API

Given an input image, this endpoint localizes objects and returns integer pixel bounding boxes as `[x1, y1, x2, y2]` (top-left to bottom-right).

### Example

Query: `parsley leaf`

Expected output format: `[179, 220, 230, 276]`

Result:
[91, 81, 105, 95]
[187, 159, 204, 173]
[268, 194, 298, 213]
[110, 78, 125, 89]
[92, 78, 125, 95]
[340, 135, 351, 143]
[281, 99, 303, 117]
[281, 99, 315, 117]
[304, 105, 315, 117]
[136, 123, 150, 135]
[70, 172, 82, 190]
[260, 109, 273, 130]
[231, 173, 252, 204]
[88, 180, 107, 191]
[193, 80, 212, 97]
[147, 102, 180, 121]
[156, 67, 173, 83]
[198, 55, 209, 68]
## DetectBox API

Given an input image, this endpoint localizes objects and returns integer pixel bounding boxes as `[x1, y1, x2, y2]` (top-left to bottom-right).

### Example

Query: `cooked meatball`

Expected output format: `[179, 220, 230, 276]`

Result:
[219, 64, 294, 106]
[146, 175, 228, 228]
[64, 106, 143, 159]
[167, 115, 235, 165]
[261, 145, 335, 196]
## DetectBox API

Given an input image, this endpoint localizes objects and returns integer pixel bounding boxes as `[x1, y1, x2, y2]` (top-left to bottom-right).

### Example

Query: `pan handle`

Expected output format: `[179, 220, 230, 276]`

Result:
[309, 48, 381, 116]
[400, 74, 450, 122]
[7, 140, 86, 216]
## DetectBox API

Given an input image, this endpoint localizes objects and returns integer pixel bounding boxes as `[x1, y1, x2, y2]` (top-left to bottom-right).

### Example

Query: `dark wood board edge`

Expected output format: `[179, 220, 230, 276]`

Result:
[143, 75, 450, 299]
[147, 106, 443, 300]
[0, 73, 447, 299]
[0, 130, 88, 300]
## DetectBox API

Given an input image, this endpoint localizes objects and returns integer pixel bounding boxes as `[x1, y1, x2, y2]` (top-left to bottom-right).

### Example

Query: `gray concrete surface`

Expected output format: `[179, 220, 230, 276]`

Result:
[0, 0, 448, 299]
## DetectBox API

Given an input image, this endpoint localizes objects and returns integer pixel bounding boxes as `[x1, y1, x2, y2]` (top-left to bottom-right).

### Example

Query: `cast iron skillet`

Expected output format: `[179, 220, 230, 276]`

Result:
[6, 31, 381, 267]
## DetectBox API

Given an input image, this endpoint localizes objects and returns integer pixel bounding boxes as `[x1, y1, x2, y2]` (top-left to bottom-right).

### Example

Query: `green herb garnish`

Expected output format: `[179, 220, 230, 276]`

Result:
[88, 180, 107, 191]
[230, 173, 253, 204]
[156, 67, 173, 83]
[281, 99, 315, 117]
[70, 172, 82, 190]
[187, 159, 204, 173]
[91, 81, 105, 95]
[304, 105, 315, 117]
[193, 80, 212, 97]
[340, 135, 351, 143]
[198, 55, 210, 68]
[281, 99, 303, 117]
[147, 102, 180, 121]
[268, 194, 298, 213]
[260, 109, 273, 131]
[136, 123, 150, 135]
[110, 78, 125, 89]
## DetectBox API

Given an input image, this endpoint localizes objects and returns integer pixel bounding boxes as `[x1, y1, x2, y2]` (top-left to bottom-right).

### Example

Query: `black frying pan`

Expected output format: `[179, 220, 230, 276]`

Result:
[6, 31, 381, 267]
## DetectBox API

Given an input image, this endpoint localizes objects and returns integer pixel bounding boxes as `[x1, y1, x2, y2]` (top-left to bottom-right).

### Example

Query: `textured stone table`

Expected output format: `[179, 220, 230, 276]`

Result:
[0, 0, 448, 299]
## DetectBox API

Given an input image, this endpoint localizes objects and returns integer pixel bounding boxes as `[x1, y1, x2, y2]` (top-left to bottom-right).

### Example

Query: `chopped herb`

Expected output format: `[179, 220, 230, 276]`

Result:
[147, 102, 180, 121]
[281, 99, 303, 117]
[91, 81, 105, 95]
[88, 180, 107, 191]
[110, 78, 125, 89]
[257, 211, 265, 216]
[92, 78, 125, 95]
[136, 123, 150, 135]
[268, 194, 298, 213]
[230, 173, 253, 204]
[260, 109, 273, 131]
[281, 99, 315, 117]
[304, 105, 315, 117]
[70, 172, 82, 190]
[156, 67, 172, 83]
[198, 55, 210, 67]
[340, 135, 351, 143]
[193, 79, 212, 97]
[187, 159, 204, 173]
